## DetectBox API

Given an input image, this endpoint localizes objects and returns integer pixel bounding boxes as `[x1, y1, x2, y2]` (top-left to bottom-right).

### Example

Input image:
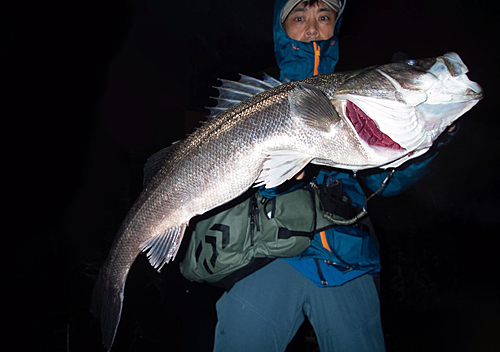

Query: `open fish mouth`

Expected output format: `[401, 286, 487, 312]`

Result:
[337, 52, 483, 157]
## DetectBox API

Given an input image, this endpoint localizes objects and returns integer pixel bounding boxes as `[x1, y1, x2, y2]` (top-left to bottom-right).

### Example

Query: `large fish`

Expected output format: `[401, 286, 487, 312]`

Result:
[92, 52, 482, 350]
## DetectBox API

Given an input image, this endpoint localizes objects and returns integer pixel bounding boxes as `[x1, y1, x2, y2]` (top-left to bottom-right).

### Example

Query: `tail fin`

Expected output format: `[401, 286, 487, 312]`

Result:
[91, 265, 126, 351]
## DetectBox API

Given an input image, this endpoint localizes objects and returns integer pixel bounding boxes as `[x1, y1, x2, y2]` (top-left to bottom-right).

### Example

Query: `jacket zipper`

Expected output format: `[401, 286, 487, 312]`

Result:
[313, 41, 320, 76]
[315, 231, 353, 283]
[314, 258, 328, 285]
[315, 230, 328, 285]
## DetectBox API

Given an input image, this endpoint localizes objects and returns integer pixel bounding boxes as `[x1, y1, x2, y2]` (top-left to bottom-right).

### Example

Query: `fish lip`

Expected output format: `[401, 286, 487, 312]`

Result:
[433, 53, 483, 97]
[441, 53, 483, 97]
[467, 91, 483, 101]
[464, 85, 483, 100]
[443, 52, 469, 77]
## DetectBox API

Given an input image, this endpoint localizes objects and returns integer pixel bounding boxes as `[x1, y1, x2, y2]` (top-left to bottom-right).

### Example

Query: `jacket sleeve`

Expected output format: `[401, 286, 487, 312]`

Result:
[360, 152, 437, 197]
[360, 122, 459, 197]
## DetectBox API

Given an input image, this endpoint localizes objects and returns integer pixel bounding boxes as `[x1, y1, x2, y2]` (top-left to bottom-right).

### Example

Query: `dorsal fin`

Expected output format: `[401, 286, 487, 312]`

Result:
[145, 74, 282, 185]
[218, 79, 266, 95]
[212, 97, 242, 109]
[143, 142, 180, 187]
[239, 73, 282, 89]
[206, 73, 283, 119]
[213, 86, 254, 102]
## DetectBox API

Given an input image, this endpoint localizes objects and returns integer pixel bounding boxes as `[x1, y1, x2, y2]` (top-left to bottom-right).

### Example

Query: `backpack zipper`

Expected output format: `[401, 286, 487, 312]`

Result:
[249, 195, 260, 246]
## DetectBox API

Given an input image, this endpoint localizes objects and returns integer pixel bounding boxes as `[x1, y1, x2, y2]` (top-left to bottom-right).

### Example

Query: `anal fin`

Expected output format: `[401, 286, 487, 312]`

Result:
[139, 223, 187, 271]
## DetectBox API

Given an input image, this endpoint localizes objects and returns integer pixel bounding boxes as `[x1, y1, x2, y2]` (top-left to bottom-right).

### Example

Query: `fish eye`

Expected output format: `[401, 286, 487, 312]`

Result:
[406, 59, 417, 66]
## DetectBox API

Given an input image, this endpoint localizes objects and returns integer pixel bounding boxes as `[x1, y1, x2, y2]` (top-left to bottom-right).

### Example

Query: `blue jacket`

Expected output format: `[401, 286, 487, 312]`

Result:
[281, 159, 434, 288]
[271, 0, 436, 287]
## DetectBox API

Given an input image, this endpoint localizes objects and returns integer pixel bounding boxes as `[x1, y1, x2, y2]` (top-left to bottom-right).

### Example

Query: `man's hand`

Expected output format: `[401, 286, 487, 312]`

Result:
[295, 170, 306, 180]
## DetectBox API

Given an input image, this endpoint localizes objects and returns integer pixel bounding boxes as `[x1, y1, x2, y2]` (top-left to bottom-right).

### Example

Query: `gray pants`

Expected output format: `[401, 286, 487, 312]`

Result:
[213, 259, 385, 352]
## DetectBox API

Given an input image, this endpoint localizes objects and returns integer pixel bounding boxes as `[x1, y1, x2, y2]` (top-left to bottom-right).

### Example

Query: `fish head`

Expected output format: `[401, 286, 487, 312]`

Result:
[331, 52, 483, 168]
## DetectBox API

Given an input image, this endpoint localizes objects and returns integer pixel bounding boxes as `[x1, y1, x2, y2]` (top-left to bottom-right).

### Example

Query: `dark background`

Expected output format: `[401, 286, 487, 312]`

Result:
[8, 0, 499, 351]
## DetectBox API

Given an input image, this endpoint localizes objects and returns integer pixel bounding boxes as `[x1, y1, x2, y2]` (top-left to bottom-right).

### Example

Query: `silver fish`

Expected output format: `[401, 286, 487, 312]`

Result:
[92, 52, 482, 350]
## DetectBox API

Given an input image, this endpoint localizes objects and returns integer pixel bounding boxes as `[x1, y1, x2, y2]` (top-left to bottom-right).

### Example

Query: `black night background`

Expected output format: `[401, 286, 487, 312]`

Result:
[8, 0, 499, 351]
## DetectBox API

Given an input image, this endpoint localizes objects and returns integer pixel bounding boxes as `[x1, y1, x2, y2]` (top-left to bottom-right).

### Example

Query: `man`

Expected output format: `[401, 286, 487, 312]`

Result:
[274, 0, 343, 82]
[282, 0, 337, 42]
[183, 1, 444, 351]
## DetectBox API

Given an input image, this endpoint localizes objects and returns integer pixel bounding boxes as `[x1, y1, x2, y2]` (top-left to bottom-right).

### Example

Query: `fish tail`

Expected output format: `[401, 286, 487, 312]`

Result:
[91, 262, 127, 351]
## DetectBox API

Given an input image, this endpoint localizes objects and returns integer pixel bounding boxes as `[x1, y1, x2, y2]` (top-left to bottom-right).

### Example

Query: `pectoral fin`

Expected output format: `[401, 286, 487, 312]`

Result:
[288, 82, 341, 131]
[255, 150, 312, 189]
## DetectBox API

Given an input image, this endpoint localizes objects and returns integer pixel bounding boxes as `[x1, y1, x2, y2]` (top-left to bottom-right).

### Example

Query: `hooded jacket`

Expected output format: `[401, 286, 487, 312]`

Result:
[273, 0, 347, 82]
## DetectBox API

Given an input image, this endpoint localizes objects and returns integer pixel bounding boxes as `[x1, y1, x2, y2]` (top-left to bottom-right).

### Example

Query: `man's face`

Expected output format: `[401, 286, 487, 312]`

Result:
[283, 1, 337, 42]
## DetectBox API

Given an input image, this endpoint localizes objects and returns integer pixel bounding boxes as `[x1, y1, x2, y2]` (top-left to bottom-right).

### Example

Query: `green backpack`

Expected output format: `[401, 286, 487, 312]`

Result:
[179, 187, 329, 288]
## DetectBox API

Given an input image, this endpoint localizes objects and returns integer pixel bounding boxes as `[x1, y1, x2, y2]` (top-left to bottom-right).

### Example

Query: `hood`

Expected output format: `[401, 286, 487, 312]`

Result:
[273, 0, 347, 82]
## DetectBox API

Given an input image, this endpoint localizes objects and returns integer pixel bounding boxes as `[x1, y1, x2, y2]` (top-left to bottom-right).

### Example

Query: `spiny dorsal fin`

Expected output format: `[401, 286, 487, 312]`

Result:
[212, 97, 242, 109]
[206, 106, 226, 118]
[213, 86, 254, 102]
[239, 73, 282, 89]
[288, 82, 341, 132]
[206, 73, 283, 120]
[145, 76, 281, 184]
[218, 79, 266, 95]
